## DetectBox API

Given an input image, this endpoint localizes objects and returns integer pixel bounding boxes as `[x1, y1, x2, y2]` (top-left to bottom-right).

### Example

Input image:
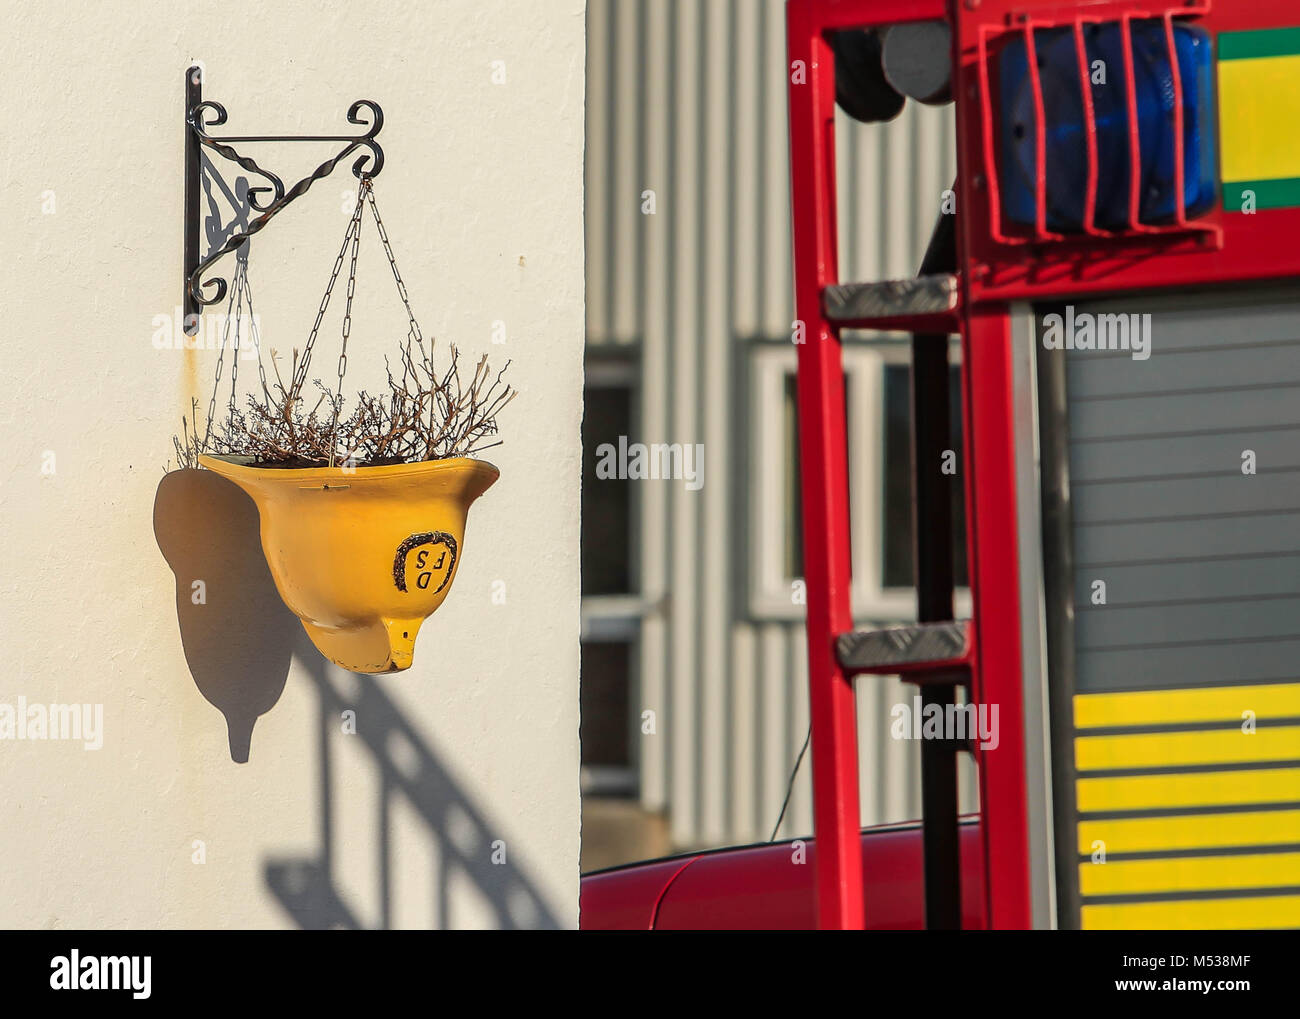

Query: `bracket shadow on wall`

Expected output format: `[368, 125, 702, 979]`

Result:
[182, 64, 385, 335]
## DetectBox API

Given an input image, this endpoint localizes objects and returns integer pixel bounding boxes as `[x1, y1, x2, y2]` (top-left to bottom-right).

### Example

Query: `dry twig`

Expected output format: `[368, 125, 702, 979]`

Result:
[173, 338, 515, 469]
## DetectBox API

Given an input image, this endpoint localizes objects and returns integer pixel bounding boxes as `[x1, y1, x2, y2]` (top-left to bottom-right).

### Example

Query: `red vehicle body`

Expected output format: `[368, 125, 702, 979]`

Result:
[582, 820, 985, 930]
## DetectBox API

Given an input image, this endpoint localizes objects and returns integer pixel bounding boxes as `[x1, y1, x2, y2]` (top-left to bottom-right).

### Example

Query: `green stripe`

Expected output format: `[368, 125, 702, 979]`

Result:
[1219, 27, 1300, 61]
[1223, 178, 1300, 211]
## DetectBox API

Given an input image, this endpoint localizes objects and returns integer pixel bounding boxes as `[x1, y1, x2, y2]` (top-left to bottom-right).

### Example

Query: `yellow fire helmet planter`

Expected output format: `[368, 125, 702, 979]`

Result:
[199, 454, 499, 674]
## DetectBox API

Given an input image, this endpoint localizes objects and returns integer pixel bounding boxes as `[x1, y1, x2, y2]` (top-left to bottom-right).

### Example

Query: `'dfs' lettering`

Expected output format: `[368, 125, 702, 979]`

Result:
[414, 547, 446, 590]
[392, 531, 458, 594]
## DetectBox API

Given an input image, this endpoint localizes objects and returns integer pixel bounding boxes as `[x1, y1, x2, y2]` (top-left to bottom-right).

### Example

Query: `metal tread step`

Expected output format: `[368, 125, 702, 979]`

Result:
[823, 273, 959, 326]
[836, 619, 971, 673]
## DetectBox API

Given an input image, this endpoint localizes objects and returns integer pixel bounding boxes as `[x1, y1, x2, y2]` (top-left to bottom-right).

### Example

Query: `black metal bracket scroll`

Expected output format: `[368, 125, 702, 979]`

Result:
[182, 65, 385, 334]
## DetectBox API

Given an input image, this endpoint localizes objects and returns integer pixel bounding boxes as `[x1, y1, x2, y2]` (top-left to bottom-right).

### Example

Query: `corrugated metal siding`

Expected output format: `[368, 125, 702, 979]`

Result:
[586, 0, 976, 847]
[1066, 293, 1300, 690]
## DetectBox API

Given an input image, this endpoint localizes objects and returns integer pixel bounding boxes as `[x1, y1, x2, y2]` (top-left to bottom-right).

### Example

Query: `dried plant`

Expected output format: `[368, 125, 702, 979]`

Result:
[173, 337, 516, 470]
[171, 178, 516, 472]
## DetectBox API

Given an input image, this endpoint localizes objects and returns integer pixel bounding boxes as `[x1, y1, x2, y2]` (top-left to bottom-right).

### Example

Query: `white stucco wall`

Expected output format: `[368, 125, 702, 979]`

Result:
[0, 0, 585, 928]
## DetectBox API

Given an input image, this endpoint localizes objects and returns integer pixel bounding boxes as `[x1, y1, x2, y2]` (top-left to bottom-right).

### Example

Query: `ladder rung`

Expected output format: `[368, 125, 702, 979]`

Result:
[823, 274, 959, 330]
[836, 620, 971, 674]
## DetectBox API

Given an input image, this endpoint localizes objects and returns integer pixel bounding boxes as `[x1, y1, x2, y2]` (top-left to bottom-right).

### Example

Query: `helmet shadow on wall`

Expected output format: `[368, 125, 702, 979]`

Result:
[153, 467, 296, 762]
[152, 155, 296, 762]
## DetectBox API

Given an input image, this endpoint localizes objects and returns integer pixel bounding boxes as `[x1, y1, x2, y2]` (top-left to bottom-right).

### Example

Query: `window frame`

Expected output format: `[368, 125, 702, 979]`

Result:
[748, 337, 971, 622]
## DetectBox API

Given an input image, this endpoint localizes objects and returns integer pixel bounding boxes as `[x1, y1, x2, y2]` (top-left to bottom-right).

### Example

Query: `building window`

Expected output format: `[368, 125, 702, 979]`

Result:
[580, 354, 642, 797]
[882, 362, 969, 590]
[579, 640, 633, 790]
[581, 378, 634, 596]
[750, 339, 970, 621]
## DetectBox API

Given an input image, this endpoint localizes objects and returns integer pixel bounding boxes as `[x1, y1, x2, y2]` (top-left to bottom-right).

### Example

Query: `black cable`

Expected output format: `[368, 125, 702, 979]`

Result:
[769, 723, 812, 842]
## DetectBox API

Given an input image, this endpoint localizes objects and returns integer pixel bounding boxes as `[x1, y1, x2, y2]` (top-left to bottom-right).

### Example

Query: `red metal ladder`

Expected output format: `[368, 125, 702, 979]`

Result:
[785, 0, 976, 930]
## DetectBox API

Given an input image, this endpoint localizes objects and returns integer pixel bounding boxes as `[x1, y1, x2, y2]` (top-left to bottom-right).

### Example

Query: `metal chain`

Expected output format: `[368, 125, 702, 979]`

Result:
[240, 259, 271, 403]
[292, 181, 367, 400]
[203, 255, 244, 445]
[364, 182, 424, 349]
[243, 176, 418, 466]
[227, 252, 246, 420]
[329, 179, 365, 465]
[198, 176, 412, 460]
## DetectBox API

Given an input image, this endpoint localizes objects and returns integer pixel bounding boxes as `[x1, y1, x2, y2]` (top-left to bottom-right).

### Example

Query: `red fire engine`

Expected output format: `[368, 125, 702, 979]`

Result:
[582, 0, 1300, 930]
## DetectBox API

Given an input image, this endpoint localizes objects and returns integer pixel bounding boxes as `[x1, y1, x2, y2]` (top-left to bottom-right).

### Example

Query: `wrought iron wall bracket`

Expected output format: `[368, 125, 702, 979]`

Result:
[183, 65, 385, 334]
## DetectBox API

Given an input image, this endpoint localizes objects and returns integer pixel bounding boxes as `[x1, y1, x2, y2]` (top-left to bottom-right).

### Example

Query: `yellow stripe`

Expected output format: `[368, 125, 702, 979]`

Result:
[1082, 894, 1300, 930]
[1077, 767, 1300, 812]
[1075, 727, 1300, 771]
[1080, 851, 1300, 896]
[1077, 810, 1300, 854]
[1074, 683, 1300, 729]
[1219, 54, 1300, 183]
